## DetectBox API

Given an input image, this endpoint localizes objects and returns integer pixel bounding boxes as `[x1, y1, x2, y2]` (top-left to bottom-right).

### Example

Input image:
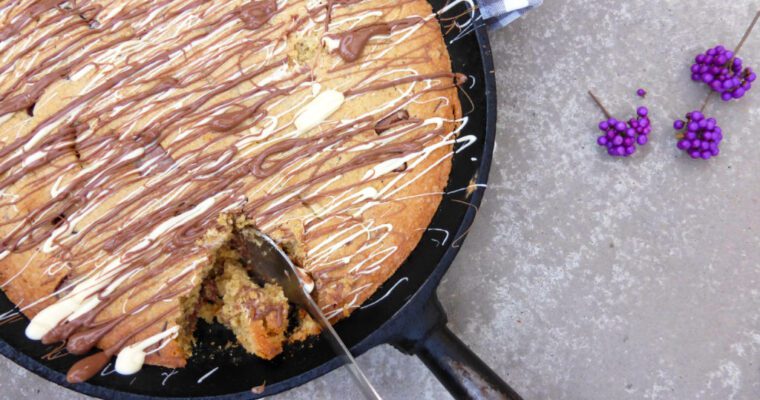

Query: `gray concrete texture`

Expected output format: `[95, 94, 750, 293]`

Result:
[3, 0, 760, 399]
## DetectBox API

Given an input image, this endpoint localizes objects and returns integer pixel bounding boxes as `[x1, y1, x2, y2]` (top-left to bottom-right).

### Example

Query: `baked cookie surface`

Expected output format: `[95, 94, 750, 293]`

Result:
[0, 0, 463, 377]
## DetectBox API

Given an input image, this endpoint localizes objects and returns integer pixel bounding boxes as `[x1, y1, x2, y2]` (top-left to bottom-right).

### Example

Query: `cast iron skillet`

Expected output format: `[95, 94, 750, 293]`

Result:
[0, 1, 522, 399]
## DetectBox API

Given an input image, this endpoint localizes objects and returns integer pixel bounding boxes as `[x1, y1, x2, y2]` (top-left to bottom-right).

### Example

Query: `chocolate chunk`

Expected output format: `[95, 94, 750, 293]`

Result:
[239, 0, 277, 30]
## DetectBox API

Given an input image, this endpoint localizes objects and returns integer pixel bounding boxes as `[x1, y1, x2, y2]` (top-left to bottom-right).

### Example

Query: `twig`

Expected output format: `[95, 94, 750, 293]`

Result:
[700, 91, 714, 112]
[734, 10, 760, 57]
[588, 90, 612, 119]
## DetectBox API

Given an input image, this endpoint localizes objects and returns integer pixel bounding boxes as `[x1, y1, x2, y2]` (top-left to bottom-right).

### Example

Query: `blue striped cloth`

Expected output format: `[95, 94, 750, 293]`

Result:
[478, 0, 542, 30]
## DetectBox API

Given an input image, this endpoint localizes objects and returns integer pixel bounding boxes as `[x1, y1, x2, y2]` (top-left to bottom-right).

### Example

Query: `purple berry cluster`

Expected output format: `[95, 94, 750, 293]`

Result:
[674, 111, 722, 160]
[596, 107, 651, 157]
[691, 45, 757, 101]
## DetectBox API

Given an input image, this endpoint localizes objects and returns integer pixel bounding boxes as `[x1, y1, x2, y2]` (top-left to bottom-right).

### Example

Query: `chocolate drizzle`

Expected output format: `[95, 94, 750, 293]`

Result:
[67, 316, 127, 355]
[0, 0, 63, 42]
[67, 351, 111, 384]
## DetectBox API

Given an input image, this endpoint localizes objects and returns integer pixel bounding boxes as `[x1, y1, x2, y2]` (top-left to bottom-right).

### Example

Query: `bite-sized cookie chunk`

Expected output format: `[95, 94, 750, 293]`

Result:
[215, 262, 289, 360]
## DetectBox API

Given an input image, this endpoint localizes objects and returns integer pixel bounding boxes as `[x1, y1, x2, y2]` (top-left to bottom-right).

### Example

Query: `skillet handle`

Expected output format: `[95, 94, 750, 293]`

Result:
[392, 295, 523, 400]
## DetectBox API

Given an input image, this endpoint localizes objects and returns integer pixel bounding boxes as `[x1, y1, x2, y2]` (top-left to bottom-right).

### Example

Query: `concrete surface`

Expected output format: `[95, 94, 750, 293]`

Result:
[3, 0, 760, 399]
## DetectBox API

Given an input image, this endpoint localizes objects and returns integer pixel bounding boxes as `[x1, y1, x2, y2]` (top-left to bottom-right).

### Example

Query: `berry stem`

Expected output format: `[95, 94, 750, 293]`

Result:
[588, 90, 612, 119]
[700, 91, 714, 112]
[734, 10, 760, 57]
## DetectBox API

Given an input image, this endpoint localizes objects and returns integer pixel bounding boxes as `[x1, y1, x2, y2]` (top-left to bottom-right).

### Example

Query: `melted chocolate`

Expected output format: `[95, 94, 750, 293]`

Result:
[67, 351, 111, 384]
[392, 162, 408, 173]
[375, 109, 410, 134]
[67, 317, 127, 355]
[335, 23, 391, 63]
[239, 0, 277, 30]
